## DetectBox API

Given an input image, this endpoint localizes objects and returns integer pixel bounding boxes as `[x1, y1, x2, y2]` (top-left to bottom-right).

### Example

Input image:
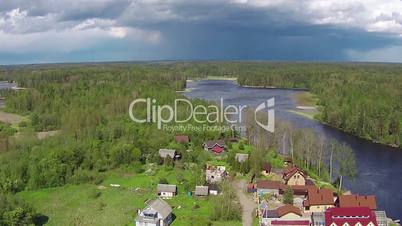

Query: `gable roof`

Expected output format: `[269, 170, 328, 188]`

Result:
[146, 198, 172, 218]
[276, 204, 302, 217]
[195, 186, 209, 196]
[325, 207, 377, 226]
[304, 187, 334, 206]
[157, 184, 177, 193]
[337, 195, 377, 210]
[203, 139, 225, 148]
[158, 149, 176, 158]
[256, 180, 285, 190]
[235, 153, 249, 162]
[283, 167, 306, 181]
[175, 135, 189, 143]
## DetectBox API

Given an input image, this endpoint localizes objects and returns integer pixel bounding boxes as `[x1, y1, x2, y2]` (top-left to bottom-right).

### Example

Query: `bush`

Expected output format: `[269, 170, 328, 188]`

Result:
[158, 178, 169, 184]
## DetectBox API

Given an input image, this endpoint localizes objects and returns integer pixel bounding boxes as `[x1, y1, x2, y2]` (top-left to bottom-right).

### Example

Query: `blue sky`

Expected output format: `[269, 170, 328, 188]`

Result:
[1, 0, 402, 64]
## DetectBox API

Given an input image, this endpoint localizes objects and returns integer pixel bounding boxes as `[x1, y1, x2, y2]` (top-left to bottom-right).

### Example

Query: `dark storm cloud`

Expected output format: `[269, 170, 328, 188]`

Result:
[1, 0, 402, 64]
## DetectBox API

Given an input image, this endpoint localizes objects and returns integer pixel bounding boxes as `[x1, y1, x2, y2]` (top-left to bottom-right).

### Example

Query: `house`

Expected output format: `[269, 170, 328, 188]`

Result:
[158, 149, 179, 160]
[208, 183, 219, 195]
[261, 162, 272, 176]
[157, 184, 177, 199]
[336, 194, 377, 210]
[288, 185, 316, 196]
[194, 186, 209, 197]
[135, 198, 173, 226]
[374, 211, 388, 226]
[235, 153, 249, 163]
[205, 165, 227, 183]
[283, 167, 306, 186]
[256, 180, 285, 197]
[303, 187, 335, 212]
[203, 140, 225, 154]
[175, 135, 190, 144]
[260, 204, 310, 226]
[325, 207, 377, 226]
[311, 212, 325, 226]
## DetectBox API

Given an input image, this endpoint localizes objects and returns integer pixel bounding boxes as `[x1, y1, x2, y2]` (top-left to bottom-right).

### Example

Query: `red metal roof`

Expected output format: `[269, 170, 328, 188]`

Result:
[325, 207, 377, 226]
[271, 220, 310, 226]
[337, 194, 377, 210]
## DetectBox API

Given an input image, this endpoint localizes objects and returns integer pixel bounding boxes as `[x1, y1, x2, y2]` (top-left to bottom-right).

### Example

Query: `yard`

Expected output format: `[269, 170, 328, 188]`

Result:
[17, 166, 242, 226]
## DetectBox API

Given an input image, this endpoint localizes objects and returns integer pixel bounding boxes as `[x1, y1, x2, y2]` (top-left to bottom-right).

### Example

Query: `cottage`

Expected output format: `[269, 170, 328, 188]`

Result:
[235, 153, 249, 163]
[261, 162, 272, 176]
[303, 187, 335, 212]
[194, 186, 209, 197]
[205, 165, 227, 183]
[283, 167, 306, 186]
[158, 149, 179, 160]
[135, 198, 173, 226]
[260, 204, 310, 226]
[203, 140, 225, 154]
[325, 207, 377, 226]
[256, 180, 285, 197]
[336, 194, 377, 210]
[175, 135, 190, 144]
[157, 184, 177, 199]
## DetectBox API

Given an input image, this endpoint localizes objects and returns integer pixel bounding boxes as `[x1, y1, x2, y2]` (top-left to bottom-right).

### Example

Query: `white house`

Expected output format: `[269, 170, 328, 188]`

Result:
[135, 198, 173, 226]
[157, 184, 177, 199]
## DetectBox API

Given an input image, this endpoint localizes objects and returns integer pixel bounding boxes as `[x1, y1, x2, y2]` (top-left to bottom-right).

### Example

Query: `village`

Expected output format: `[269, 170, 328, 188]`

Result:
[134, 135, 396, 226]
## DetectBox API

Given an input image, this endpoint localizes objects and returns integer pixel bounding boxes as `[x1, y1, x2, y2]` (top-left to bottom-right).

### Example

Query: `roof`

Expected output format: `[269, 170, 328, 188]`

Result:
[271, 220, 310, 226]
[304, 187, 334, 206]
[157, 184, 177, 193]
[262, 209, 278, 218]
[175, 135, 189, 143]
[158, 149, 176, 158]
[204, 139, 225, 148]
[235, 153, 249, 162]
[262, 162, 272, 172]
[145, 198, 172, 219]
[195, 186, 209, 196]
[337, 194, 377, 210]
[288, 185, 316, 196]
[283, 167, 306, 181]
[256, 180, 284, 190]
[208, 183, 220, 191]
[276, 204, 302, 217]
[325, 207, 377, 226]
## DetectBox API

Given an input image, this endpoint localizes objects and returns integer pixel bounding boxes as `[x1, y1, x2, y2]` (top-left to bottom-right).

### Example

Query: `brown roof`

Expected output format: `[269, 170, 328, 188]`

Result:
[337, 195, 377, 210]
[175, 135, 189, 143]
[288, 185, 316, 196]
[276, 204, 302, 217]
[304, 187, 334, 206]
[283, 167, 306, 181]
[256, 180, 285, 190]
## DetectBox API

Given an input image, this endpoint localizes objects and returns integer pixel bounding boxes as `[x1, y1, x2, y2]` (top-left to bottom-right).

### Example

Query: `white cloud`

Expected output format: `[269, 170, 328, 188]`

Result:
[345, 45, 402, 62]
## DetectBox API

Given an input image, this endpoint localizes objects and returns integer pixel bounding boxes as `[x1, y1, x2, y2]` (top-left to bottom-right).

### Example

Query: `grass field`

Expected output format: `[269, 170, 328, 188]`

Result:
[17, 167, 241, 226]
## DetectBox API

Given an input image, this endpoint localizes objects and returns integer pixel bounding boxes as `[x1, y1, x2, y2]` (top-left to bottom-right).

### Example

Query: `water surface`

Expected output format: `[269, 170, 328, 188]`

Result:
[184, 80, 402, 219]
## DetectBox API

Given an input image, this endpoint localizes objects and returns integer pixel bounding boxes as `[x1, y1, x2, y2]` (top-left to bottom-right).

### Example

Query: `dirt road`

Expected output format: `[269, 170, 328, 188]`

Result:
[233, 179, 257, 226]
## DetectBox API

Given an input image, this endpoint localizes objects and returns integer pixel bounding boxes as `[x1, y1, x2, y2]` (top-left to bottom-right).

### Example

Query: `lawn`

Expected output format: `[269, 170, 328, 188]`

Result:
[17, 167, 241, 226]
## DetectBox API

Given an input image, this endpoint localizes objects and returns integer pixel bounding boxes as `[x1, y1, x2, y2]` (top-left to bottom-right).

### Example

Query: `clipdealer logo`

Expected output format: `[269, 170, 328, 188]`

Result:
[128, 97, 275, 132]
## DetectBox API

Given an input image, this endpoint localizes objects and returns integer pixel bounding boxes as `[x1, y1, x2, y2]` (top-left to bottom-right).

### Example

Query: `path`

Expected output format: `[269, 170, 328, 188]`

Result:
[233, 179, 257, 226]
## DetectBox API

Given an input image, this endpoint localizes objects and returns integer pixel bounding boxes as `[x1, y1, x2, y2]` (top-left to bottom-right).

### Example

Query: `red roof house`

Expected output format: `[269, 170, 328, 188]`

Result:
[325, 207, 377, 226]
[283, 167, 306, 186]
[303, 187, 335, 212]
[203, 140, 225, 154]
[336, 195, 377, 210]
[175, 135, 190, 143]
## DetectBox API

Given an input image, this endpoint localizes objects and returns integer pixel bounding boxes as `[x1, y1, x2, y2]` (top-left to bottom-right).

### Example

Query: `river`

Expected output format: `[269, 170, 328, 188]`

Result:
[184, 79, 402, 219]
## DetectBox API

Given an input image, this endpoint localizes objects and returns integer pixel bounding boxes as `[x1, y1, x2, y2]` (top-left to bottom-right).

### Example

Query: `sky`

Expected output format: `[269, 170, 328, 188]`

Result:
[1, 0, 402, 64]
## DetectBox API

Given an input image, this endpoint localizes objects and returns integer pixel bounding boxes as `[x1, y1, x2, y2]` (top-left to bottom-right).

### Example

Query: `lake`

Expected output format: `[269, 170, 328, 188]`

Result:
[184, 79, 402, 219]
